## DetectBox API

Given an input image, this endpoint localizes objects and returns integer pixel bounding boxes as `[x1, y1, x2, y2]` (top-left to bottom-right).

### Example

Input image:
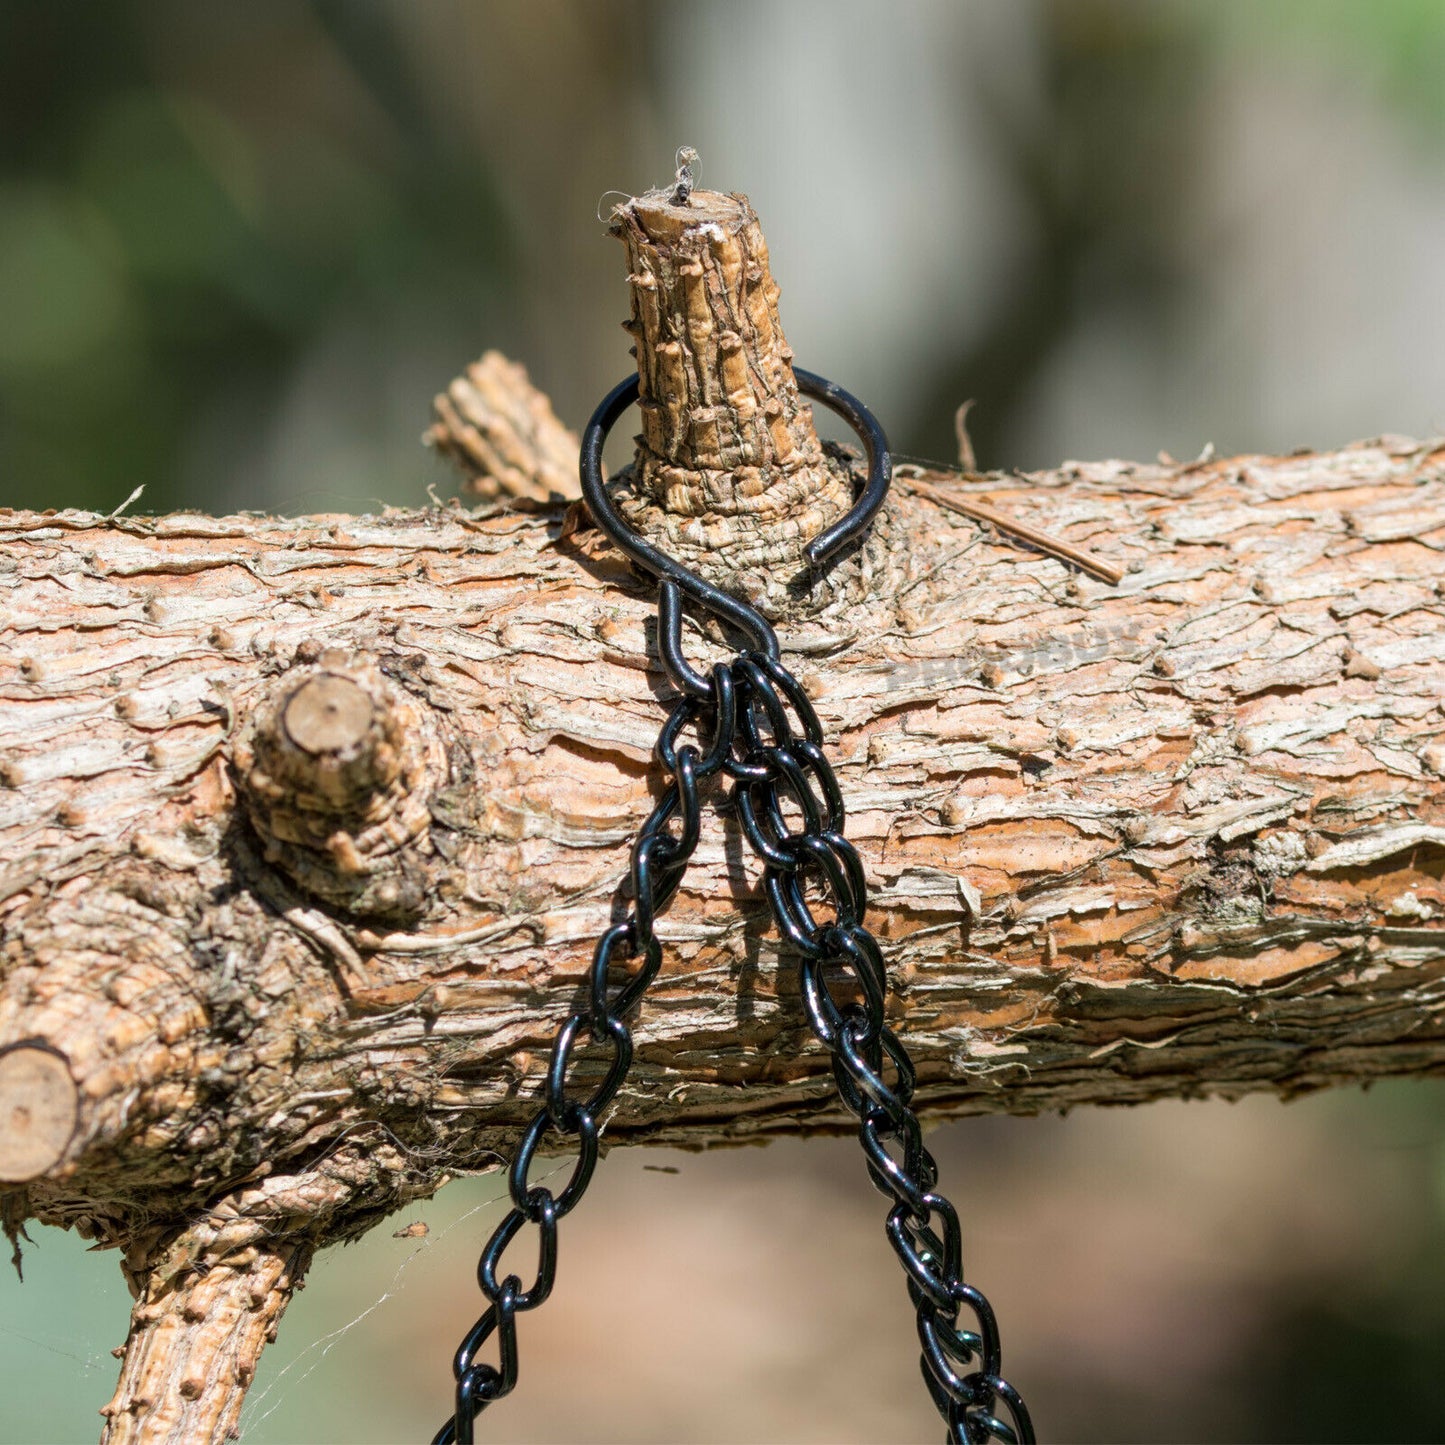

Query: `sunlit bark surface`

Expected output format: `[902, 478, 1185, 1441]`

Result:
[3, 205, 1444, 1439]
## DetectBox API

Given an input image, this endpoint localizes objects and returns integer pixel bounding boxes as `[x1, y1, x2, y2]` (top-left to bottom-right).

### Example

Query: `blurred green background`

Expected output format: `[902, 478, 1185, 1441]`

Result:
[4, 1, 1445, 1441]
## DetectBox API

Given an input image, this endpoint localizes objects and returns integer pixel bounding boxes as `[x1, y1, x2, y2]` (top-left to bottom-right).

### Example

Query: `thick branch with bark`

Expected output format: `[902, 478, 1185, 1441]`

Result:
[1, 183, 1443, 1440]
[4, 430, 1444, 1434]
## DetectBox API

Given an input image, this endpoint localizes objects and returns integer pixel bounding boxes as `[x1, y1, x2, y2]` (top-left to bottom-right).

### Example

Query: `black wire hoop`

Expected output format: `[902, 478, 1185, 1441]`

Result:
[577, 367, 893, 697]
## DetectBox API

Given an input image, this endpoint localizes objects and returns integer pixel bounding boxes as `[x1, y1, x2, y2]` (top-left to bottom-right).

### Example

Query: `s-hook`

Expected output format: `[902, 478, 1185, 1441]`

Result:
[437, 368, 1033, 1445]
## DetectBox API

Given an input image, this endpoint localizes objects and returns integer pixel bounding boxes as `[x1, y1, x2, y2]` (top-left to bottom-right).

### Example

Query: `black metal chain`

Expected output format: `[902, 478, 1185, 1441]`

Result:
[436, 369, 1035, 1444]
[724, 648, 1034, 1445]
[432, 687, 706, 1445]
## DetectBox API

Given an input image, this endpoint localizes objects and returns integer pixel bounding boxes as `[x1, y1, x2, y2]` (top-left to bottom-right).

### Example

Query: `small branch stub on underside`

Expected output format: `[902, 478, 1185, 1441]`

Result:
[0, 1044, 78, 1182]
[101, 1235, 315, 1445]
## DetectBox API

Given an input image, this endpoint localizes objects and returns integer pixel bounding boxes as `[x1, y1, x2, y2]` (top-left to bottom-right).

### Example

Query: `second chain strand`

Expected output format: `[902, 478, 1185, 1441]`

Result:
[725, 650, 1034, 1445]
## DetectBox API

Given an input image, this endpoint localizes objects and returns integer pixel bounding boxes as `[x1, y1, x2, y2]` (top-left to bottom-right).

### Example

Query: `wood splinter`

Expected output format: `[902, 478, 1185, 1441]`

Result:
[902, 471, 1128, 585]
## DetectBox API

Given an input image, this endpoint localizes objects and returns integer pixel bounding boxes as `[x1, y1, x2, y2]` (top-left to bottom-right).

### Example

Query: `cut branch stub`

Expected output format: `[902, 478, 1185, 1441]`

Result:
[231, 651, 445, 921]
[0, 1044, 77, 1182]
[609, 186, 865, 613]
[0, 873, 212, 1209]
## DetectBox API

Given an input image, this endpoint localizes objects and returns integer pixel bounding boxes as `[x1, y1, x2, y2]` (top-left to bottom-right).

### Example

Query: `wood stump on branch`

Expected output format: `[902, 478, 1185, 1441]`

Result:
[0, 183, 1443, 1441]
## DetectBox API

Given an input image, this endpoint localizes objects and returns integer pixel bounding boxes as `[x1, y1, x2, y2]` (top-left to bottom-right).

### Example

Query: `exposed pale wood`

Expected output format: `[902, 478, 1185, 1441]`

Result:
[283, 673, 375, 754]
[0, 1045, 78, 1181]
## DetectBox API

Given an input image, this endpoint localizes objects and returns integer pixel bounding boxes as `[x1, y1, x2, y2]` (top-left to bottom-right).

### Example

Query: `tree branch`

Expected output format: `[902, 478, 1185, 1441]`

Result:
[3, 424, 1444, 1435]
[3, 185, 1444, 1440]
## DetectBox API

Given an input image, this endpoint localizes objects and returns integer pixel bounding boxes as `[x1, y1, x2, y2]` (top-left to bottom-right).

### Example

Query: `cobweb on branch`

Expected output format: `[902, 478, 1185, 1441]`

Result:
[239, 1154, 582, 1438]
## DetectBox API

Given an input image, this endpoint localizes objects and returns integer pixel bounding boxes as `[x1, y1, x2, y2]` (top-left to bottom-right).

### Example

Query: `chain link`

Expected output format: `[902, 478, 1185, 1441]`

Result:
[727, 649, 1034, 1445]
[434, 363, 1030, 1440]
[437, 620, 1033, 1444]
[432, 681, 708, 1445]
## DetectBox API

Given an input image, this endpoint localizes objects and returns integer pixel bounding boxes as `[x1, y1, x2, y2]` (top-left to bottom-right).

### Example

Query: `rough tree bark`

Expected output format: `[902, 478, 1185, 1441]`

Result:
[1, 184, 1444, 1442]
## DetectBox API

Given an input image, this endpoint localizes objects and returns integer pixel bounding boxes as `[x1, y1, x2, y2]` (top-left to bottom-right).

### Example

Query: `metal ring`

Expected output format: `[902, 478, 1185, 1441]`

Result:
[792, 368, 893, 566]
[578, 368, 893, 693]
